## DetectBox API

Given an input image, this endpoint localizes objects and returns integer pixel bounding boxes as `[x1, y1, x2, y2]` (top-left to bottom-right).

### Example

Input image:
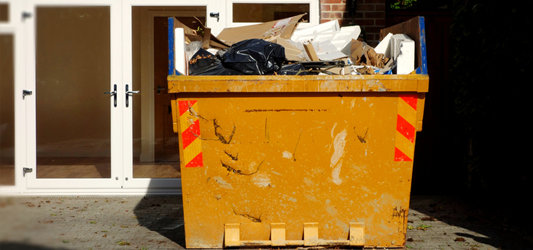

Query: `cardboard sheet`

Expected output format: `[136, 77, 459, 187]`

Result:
[277, 38, 305, 61]
[350, 39, 364, 64]
[216, 14, 306, 46]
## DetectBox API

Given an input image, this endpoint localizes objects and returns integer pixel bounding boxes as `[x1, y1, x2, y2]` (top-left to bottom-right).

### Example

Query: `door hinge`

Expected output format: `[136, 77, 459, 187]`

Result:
[23, 167, 33, 176]
[22, 12, 32, 20]
[210, 12, 220, 22]
[23, 90, 32, 99]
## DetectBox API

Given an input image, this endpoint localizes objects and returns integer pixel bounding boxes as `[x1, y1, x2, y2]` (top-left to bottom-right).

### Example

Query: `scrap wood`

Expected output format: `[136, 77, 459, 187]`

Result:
[303, 42, 320, 61]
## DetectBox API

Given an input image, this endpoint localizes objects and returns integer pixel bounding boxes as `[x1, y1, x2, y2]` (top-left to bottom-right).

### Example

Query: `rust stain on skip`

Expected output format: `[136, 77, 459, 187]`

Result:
[213, 119, 235, 144]
[392, 207, 408, 220]
[220, 160, 264, 176]
[224, 150, 239, 161]
[232, 207, 262, 223]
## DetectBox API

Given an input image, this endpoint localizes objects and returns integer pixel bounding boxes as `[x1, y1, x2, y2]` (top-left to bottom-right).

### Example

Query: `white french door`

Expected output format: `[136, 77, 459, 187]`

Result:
[22, 0, 220, 193]
[24, 0, 123, 190]
[121, 0, 221, 190]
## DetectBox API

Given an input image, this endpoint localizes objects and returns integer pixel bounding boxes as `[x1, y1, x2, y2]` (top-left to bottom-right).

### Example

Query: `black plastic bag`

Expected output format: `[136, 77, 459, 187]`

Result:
[189, 48, 243, 75]
[220, 39, 285, 75]
[277, 63, 309, 75]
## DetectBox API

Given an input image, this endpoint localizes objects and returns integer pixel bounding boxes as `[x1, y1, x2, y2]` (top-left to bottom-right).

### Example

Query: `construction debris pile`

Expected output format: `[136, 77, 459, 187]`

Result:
[172, 14, 416, 76]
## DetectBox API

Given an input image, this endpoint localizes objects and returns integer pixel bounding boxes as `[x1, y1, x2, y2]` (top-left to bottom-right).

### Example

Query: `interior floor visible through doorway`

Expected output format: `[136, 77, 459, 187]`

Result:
[32, 157, 180, 179]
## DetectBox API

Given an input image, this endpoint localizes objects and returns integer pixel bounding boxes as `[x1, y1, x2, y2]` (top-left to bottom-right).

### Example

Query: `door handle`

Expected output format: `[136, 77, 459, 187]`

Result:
[157, 85, 166, 94]
[104, 84, 117, 107]
[125, 84, 139, 108]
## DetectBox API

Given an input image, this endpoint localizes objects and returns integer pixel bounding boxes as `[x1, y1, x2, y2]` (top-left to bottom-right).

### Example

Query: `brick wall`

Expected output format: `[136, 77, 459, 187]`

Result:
[320, 0, 386, 46]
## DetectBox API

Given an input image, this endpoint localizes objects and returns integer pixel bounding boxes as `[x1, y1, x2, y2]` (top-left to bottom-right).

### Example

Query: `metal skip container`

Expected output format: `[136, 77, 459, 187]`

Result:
[168, 16, 429, 249]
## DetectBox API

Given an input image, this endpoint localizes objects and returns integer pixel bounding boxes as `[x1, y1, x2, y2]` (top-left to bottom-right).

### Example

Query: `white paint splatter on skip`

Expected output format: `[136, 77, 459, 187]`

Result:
[212, 176, 233, 189]
[331, 123, 337, 139]
[331, 163, 343, 185]
[330, 125, 347, 185]
[252, 173, 271, 187]
[282, 151, 293, 159]
[350, 99, 356, 109]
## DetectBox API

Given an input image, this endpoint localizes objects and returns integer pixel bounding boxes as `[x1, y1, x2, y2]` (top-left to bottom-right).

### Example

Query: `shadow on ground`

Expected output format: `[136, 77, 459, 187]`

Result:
[409, 195, 533, 250]
[132, 194, 533, 249]
[0, 242, 69, 250]
[133, 196, 186, 248]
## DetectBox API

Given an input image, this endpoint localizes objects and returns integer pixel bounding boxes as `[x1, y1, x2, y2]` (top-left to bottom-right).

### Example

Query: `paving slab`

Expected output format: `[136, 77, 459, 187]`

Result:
[1, 195, 532, 249]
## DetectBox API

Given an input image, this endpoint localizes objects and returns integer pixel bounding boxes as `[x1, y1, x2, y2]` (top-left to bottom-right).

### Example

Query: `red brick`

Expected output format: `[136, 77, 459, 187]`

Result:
[333, 12, 343, 19]
[331, 4, 346, 11]
[352, 12, 364, 19]
[353, 18, 375, 26]
[375, 3, 386, 11]
[357, 4, 375, 11]
[338, 19, 356, 27]
[365, 26, 383, 33]
[367, 33, 379, 40]
[321, 4, 331, 11]
[375, 18, 386, 27]
[364, 0, 385, 3]
[365, 11, 385, 19]
[321, 12, 332, 19]
[321, 0, 342, 3]
[321, 19, 332, 23]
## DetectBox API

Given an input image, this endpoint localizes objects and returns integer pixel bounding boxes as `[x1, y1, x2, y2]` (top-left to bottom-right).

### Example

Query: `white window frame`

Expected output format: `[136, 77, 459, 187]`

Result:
[21, 0, 124, 192]
[0, 0, 319, 195]
[225, 0, 319, 30]
[0, 0, 25, 194]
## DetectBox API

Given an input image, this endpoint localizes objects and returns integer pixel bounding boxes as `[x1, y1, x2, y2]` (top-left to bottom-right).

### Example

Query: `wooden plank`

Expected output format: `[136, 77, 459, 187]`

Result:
[380, 16, 423, 73]
[303, 42, 320, 61]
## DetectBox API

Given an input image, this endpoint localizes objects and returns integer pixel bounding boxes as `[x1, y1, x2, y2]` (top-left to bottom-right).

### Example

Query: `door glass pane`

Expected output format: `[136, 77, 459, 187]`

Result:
[131, 7, 205, 178]
[0, 3, 8, 22]
[233, 3, 309, 23]
[0, 34, 14, 186]
[36, 7, 111, 178]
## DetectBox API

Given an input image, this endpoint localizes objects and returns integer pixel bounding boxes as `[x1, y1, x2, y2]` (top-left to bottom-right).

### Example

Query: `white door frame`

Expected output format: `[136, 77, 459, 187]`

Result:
[121, 0, 221, 191]
[23, 0, 124, 191]
[1, 0, 319, 195]
[0, 0, 25, 194]
[225, 0, 319, 29]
